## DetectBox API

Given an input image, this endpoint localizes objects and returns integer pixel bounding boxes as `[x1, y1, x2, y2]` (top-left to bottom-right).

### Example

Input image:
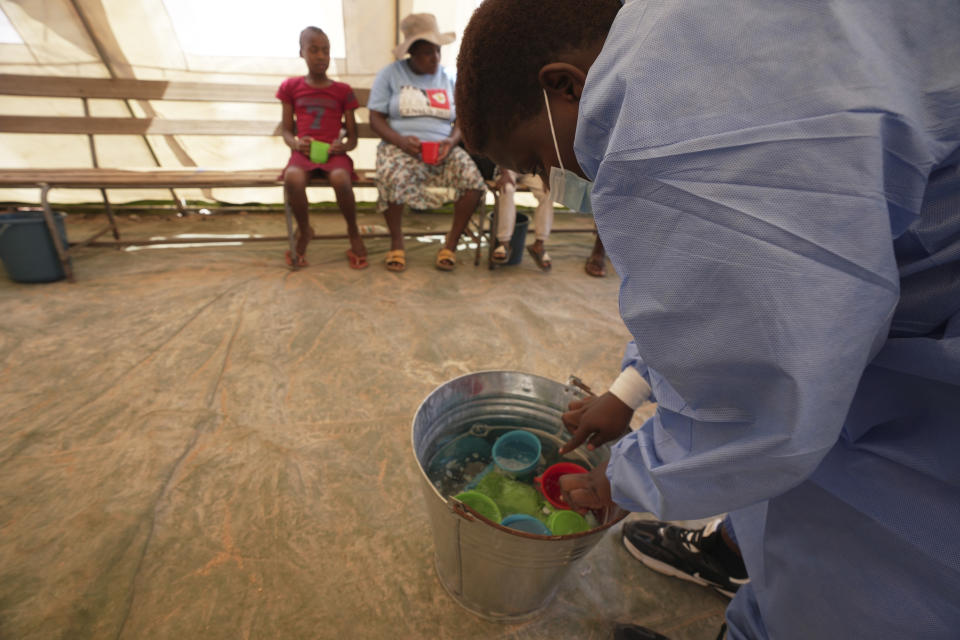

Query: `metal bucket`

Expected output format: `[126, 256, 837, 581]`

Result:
[411, 371, 627, 621]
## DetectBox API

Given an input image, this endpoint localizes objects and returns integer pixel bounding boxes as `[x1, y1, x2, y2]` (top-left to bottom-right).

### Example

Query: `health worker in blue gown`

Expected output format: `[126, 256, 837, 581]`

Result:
[455, 0, 960, 638]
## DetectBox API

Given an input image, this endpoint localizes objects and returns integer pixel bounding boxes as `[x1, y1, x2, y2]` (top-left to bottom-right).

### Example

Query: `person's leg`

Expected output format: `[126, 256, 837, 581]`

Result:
[375, 142, 412, 271]
[439, 188, 483, 267]
[526, 174, 553, 269]
[328, 168, 366, 259]
[621, 516, 749, 598]
[284, 166, 314, 258]
[586, 233, 607, 277]
[382, 202, 405, 252]
[496, 180, 517, 244]
[493, 178, 517, 262]
[436, 146, 487, 270]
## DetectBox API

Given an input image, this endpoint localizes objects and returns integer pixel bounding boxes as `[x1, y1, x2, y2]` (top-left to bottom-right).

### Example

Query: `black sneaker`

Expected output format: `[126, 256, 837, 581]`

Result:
[621, 518, 749, 598]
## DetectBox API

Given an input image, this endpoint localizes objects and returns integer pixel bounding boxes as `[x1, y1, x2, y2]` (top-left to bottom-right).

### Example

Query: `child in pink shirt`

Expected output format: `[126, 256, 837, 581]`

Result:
[278, 26, 366, 268]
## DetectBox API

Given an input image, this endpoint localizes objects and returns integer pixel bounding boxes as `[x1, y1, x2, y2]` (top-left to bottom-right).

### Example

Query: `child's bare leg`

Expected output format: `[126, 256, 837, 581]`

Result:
[383, 202, 405, 251]
[284, 166, 314, 256]
[329, 168, 365, 256]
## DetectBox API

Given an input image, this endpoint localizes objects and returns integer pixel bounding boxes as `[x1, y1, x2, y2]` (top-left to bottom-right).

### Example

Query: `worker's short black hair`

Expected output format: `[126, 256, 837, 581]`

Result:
[300, 26, 327, 50]
[456, 0, 621, 153]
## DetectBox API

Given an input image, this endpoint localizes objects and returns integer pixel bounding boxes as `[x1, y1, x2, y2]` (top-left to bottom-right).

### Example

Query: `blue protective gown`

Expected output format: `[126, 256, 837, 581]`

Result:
[576, 1, 960, 637]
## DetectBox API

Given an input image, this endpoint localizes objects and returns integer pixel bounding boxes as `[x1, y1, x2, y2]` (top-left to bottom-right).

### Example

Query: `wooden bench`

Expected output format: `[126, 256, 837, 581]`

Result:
[0, 73, 487, 281]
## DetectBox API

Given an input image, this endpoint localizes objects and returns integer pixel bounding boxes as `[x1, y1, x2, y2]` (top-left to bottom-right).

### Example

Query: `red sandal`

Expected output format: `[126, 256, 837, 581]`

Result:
[346, 249, 369, 270]
[285, 250, 308, 268]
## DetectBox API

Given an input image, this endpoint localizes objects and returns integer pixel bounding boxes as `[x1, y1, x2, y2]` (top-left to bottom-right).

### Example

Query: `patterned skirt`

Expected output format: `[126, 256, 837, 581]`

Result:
[375, 142, 486, 213]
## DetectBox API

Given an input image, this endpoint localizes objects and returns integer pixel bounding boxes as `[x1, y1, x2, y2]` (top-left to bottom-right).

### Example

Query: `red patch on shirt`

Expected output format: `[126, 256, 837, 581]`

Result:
[426, 89, 450, 109]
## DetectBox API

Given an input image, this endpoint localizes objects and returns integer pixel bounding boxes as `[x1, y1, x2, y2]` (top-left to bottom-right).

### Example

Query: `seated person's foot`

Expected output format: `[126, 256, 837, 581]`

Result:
[349, 236, 367, 257]
[436, 247, 456, 271]
[585, 252, 606, 277]
[286, 225, 315, 267]
[346, 237, 368, 269]
[384, 249, 405, 272]
[526, 242, 552, 271]
[491, 241, 511, 264]
[295, 225, 315, 257]
[622, 518, 749, 598]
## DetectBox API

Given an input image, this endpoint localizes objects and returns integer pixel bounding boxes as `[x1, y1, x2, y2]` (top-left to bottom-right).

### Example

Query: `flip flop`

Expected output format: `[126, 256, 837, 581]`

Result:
[491, 243, 511, 264]
[385, 249, 406, 272]
[436, 247, 457, 271]
[527, 244, 552, 271]
[585, 256, 606, 277]
[285, 250, 308, 268]
[346, 249, 369, 270]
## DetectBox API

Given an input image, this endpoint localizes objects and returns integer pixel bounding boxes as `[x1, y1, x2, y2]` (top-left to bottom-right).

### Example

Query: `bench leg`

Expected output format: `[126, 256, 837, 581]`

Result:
[283, 194, 299, 271]
[100, 188, 121, 240]
[39, 183, 75, 283]
[473, 195, 486, 267]
[488, 190, 500, 270]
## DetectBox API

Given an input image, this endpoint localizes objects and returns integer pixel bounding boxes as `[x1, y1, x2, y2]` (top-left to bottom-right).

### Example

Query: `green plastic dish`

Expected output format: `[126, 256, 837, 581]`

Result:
[546, 509, 589, 535]
[453, 490, 502, 522]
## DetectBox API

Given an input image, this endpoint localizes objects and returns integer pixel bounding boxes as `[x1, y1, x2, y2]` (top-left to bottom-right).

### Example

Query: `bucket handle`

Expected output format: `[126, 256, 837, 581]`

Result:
[0, 224, 9, 239]
[448, 497, 479, 522]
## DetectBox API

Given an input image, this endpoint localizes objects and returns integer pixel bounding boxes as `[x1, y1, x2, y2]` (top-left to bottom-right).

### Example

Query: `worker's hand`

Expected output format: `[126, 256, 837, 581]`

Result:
[496, 169, 516, 189]
[436, 136, 455, 163]
[400, 135, 422, 157]
[559, 392, 634, 455]
[295, 136, 313, 155]
[330, 140, 348, 154]
[560, 460, 613, 513]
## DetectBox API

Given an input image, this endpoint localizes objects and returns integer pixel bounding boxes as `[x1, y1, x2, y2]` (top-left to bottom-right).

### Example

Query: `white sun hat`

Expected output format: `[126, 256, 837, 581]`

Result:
[393, 13, 456, 60]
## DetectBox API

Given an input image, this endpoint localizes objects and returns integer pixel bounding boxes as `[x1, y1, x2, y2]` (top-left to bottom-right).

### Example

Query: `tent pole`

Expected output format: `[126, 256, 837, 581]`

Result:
[68, 0, 194, 212]
[395, 0, 400, 44]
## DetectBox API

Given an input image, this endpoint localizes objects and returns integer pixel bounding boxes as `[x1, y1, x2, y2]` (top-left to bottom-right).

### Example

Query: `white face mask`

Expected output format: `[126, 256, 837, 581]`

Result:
[543, 89, 593, 214]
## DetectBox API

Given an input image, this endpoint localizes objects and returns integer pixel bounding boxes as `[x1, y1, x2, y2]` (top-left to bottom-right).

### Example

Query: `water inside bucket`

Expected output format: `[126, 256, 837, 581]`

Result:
[426, 423, 600, 531]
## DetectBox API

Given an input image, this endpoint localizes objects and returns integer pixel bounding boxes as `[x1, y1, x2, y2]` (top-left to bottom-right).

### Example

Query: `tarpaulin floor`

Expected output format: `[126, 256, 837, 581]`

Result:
[0, 210, 726, 639]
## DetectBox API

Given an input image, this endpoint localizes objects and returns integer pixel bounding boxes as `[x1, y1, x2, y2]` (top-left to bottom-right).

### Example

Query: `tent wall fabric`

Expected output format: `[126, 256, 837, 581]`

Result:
[0, 0, 483, 205]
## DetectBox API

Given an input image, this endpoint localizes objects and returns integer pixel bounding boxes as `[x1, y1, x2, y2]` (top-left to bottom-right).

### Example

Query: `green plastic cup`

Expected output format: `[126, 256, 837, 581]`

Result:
[309, 140, 330, 163]
[453, 490, 502, 522]
[546, 509, 589, 535]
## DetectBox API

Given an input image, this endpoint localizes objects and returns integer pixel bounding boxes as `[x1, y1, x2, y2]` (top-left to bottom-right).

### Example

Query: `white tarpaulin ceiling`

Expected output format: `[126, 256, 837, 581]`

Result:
[0, 0, 484, 204]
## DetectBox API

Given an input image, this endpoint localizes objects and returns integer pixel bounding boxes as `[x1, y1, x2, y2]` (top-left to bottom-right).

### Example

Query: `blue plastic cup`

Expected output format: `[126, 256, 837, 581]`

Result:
[501, 513, 552, 536]
[492, 430, 542, 476]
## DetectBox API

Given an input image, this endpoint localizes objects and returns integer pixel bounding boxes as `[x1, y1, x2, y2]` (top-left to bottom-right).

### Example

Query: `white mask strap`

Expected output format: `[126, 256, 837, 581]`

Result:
[543, 89, 564, 172]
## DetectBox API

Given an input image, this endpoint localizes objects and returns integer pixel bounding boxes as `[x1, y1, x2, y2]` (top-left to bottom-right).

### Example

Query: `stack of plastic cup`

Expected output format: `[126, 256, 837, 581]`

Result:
[466, 429, 542, 490]
[501, 513, 552, 536]
[534, 461, 588, 509]
[546, 509, 589, 535]
[453, 490, 501, 522]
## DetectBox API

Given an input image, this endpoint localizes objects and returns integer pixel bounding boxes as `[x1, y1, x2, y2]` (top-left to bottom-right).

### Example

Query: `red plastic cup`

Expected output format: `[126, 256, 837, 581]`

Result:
[534, 462, 588, 509]
[421, 141, 440, 165]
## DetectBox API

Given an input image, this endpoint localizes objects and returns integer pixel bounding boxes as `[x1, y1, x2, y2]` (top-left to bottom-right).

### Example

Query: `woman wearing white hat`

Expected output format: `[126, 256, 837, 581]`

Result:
[368, 13, 486, 272]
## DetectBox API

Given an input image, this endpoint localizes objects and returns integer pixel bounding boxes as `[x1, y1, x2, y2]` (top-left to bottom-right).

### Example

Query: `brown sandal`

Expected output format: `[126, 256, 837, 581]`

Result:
[436, 247, 456, 271]
[527, 244, 552, 271]
[385, 249, 406, 272]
